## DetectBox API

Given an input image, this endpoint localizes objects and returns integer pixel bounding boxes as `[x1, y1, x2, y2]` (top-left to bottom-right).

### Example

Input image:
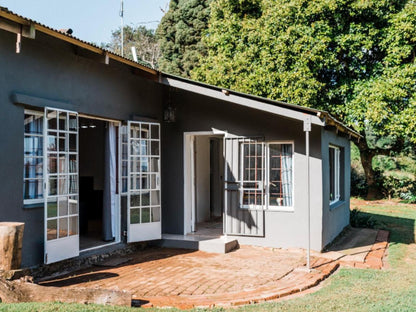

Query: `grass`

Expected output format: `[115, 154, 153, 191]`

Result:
[1, 198, 416, 311]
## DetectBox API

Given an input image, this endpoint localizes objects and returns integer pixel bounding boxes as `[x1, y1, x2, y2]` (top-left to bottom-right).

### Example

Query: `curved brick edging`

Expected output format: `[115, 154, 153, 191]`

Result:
[138, 261, 339, 309]
[339, 230, 389, 269]
[138, 230, 389, 309]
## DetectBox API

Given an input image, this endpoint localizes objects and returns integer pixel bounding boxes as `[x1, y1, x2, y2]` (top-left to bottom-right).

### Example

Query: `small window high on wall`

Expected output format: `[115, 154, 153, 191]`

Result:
[329, 145, 341, 204]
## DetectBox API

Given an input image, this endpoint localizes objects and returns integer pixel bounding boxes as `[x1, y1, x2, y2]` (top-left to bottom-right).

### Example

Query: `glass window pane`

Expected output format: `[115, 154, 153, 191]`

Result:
[69, 114, 77, 132]
[47, 110, 58, 130]
[69, 155, 77, 173]
[47, 219, 57, 240]
[142, 192, 150, 206]
[59, 112, 67, 131]
[59, 218, 68, 238]
[141, 124, 150, 139]
[141, 157, 149, 172]
[151, 141, 159, 156]
[269, 144, 292, 207]
[58, 154, 67, 173]
[59, 197, 68, 216]
[24, 136, 43, 156]
[69, 134, 77, 152]
[48, 177, 57, 196]
[150, 174, 157, 189]
[151, 191, 160, 206]
[130, 126, 140, 139]
[131, 157, 140, 172]
[150, 158, 159, 173]
[59, 176, 68, 195]
[151, 207, 160, 222]
[47, 199, 58, 218]
[59, 135, 67, 152]
[69, 216, 78, 236]
[24, 113, 43, 134]
[130, 194, 140, 207]
[24, 158, 43, 179]
[122, 178, 128, 193]
[24, 180, 43, 200]
[150, 125, 159, 139]
[69, 196, 78, 214]
[47, 134, 57, 152]
[141, 175, 149, 190]
[141, 208, 150, 223]
[69, 175, 78, 194]
[130, 174, 140, 190]
[48, 155, 57, 174]
[130, 208, 140, 224]
[131, 141, 141, 156]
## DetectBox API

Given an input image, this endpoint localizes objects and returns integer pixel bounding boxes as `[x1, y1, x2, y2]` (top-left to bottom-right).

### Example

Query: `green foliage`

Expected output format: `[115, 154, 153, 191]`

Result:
[104, 25, 159, 68]
[157, 0, 212, 77]
[192, 1, 416, 186]
[350, 208, 377, 228]
[381, 171, 415, 199]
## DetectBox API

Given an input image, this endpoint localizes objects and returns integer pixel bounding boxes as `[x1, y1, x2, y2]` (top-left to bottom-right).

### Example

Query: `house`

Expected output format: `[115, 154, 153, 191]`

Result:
[0, 7, 360, 267]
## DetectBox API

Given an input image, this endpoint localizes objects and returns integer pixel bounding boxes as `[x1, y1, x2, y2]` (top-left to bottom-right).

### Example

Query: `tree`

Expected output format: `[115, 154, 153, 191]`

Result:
[192, 0, 416, 198]
[156, 0, 212, 77]
[105, 25, 160, 68]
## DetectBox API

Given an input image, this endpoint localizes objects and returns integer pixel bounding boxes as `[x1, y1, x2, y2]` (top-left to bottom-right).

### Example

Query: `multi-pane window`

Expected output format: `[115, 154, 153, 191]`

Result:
[24, 110, 44, 204]
[268, 144, 293, 207]
[128, 122, 161, 225]
[45, 109, 79, 241]
[240, 142, 293, 209]
[329, 145, 341, 204]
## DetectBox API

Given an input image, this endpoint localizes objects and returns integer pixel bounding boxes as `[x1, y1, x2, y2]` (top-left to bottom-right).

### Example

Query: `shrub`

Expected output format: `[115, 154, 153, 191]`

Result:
[350, 208, 377, 228]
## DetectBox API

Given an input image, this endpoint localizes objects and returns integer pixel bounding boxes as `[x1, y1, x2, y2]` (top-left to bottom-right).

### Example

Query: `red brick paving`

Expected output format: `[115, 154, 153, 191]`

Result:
[39, 230, 389, 309]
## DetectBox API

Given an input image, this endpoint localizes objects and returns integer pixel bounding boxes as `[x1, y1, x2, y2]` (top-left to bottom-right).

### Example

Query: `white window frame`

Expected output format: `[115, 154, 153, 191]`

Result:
[329, 145, 341, 205]
[239, 141, 294, 211]
[23, 109, 45, 205]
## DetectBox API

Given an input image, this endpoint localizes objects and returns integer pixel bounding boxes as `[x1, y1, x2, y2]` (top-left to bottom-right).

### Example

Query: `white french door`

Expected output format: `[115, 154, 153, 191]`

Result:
[126, 121, 161, 242]
[44, 108, 79, 264]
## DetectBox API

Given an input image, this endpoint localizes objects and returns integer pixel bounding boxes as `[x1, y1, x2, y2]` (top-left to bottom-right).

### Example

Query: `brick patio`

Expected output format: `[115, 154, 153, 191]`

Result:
[39, 230, 389, 309]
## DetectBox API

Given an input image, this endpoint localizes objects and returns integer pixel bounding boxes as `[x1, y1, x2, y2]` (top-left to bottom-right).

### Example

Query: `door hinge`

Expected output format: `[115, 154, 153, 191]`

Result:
[45, 253, 48, 263]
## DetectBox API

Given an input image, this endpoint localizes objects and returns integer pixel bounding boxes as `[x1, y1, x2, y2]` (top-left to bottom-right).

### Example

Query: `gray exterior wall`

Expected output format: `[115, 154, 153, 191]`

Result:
[0, 24, 351, 267]
[161, 88, 325, 251]
[321, 129, 351, 248]
[0, 29, 164, 267]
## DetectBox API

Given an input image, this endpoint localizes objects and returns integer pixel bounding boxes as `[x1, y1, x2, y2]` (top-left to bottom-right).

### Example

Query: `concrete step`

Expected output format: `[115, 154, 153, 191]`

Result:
[199, 237, 239, 254]
[159, 234, 239, 254]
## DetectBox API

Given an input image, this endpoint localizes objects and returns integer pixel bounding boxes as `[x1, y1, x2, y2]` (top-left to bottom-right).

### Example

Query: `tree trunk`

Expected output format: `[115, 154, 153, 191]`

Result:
[357, 141, 380, 200]
[0, 222, 24, 271]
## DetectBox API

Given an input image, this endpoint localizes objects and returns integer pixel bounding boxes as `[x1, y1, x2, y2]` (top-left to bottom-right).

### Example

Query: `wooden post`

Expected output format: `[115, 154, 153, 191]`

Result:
[0, 222, 25, 271]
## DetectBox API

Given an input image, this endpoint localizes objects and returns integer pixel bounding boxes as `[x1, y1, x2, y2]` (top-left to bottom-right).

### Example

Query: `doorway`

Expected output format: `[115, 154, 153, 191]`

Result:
[78, 116, 120, 251]
[184, 132, 224, 236]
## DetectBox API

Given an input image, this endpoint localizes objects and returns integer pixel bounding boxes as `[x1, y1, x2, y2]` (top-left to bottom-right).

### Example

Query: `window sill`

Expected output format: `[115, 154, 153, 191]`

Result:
[330, 200, 345, 211]
[268, 207, 294, 213]
[23, 202, 43, 209]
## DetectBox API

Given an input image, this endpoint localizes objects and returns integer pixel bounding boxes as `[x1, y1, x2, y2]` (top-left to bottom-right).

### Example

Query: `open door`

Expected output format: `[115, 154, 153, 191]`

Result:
[224, 136, 265, 236]
[44, 108, 79, 264]
[127, 121, 161, 242]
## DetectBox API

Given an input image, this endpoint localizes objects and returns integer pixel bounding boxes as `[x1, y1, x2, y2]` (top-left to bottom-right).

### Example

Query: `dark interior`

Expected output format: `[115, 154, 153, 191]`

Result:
[78, 117, 106, 250]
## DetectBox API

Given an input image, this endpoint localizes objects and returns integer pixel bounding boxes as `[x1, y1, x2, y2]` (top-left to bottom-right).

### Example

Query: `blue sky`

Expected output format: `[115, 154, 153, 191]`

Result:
[0, 0, 169, 44]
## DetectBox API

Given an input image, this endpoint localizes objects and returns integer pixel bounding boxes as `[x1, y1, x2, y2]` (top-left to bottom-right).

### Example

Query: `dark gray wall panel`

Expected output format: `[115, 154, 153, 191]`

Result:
[0, 29, 164, 267]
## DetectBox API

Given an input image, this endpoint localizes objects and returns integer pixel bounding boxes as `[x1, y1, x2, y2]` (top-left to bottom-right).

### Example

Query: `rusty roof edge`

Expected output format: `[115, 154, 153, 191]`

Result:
[0, 6, 158, 76]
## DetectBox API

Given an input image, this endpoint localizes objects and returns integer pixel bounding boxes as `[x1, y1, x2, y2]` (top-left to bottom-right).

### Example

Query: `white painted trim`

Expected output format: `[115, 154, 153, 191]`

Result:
[183, 131, 225, 235]
[80, 241, 119, 253]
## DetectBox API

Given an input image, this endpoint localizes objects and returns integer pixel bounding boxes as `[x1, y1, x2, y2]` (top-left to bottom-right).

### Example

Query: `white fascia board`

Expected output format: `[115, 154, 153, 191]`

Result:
[163, 77, 325, 126]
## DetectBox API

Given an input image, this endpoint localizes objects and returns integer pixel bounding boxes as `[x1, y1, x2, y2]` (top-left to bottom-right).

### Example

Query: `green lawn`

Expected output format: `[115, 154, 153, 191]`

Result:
[1, 198, 416, 312]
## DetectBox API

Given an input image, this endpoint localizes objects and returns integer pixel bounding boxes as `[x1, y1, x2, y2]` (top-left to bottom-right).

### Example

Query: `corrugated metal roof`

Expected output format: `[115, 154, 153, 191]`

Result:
[0, 6, 157, 75]
[0, 6, 361, 140]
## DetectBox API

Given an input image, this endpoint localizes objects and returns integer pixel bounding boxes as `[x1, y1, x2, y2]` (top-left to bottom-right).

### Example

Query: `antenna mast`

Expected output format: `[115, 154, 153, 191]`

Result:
[120, 0, 124, 57]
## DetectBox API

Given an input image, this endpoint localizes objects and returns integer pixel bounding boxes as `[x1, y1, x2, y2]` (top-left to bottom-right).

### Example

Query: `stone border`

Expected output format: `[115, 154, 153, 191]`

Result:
[339, 230, 389, 269]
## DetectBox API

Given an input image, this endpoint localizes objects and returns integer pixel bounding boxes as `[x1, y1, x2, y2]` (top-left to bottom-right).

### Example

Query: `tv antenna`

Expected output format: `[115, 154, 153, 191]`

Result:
[120, 0, 124, 57]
